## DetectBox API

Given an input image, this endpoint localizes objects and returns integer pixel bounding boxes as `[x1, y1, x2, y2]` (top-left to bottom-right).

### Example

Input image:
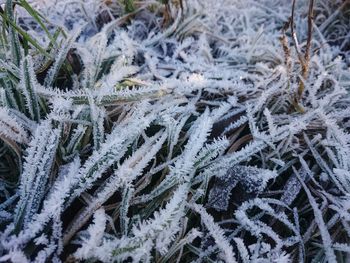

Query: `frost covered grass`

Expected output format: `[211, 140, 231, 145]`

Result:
[0, 0, 349, 262]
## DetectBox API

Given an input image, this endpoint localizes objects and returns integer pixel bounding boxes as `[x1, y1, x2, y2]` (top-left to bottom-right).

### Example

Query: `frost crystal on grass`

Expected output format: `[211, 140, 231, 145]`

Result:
[208, 165, 277, 211]
[0, 0, 349, 262]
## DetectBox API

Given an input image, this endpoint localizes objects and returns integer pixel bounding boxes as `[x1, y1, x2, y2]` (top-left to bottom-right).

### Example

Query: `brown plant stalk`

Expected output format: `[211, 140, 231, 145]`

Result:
[290, 0, 314, 111]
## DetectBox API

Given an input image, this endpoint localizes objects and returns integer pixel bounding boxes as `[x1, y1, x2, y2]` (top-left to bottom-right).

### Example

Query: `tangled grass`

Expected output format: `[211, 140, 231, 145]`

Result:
[0, 0, 350, 262]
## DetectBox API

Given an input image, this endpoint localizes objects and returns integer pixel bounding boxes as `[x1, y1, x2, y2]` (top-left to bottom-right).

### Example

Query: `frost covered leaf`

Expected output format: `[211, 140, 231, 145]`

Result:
[296, 169, 337, 262]
[19, 56, 40, 121]
[23, 157, 81, 239]
[235, 198, 301, 251]
[70, 106, 155, 201]
[280, 167, 308, 206]
[208, 165, 277, 211]
[0, 0, 350, 261]
[0, 107, 29, 144]
[191, 203, 237, 263]
[74, 208, 107, 260]
[75, 184, 190, 262]
[88, 93, 105, 150]
[14, 120, 61, 229]
[63, 130, 167, 244]
[44, 29, 81, 87]
[5, 0, 22, 67]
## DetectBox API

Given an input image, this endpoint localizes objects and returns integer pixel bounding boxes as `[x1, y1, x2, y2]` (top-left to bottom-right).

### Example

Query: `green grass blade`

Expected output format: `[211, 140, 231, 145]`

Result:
[0, 9, 51, 58]
[17, 0, 56, 44]
[20, 56, 40, 121]
[5, 0, 22, 66]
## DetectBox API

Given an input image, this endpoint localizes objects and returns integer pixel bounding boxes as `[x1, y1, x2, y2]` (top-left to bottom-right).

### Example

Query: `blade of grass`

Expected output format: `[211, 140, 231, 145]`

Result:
[0, 10, 51, 58]
[17, 0, 57, 45]
[5, 0, 22, 66]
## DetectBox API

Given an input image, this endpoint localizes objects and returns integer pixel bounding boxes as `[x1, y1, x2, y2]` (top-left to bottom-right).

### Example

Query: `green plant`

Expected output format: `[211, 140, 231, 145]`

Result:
[0, 0, 349, 262]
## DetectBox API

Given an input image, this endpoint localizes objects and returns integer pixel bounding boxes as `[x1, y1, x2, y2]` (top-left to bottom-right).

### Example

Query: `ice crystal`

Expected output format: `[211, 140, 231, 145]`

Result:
[0, 0, 349, 262]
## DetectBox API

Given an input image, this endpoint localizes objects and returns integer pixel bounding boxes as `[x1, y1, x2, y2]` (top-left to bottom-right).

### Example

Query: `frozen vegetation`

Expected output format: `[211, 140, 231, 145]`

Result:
[0, 0, 349, 262]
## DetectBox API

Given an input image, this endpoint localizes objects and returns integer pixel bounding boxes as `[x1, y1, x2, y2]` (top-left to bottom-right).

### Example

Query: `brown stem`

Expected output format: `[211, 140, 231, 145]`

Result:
[280, 19, 292, 75]
[304, 0, 314, 66]
[297, 0, 314, 100]
[289, 0, 314, 112]
[291, 0, 304, 65]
